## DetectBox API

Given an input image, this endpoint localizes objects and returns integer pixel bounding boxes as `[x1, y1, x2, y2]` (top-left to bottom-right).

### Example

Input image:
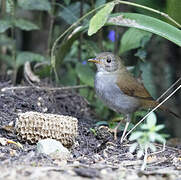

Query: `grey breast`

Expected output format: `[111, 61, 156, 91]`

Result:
[94, 72, 140, 114]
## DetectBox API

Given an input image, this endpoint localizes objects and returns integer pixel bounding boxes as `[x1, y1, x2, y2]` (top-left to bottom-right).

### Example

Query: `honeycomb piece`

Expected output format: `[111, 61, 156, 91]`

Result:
[15, 111, 78, 147]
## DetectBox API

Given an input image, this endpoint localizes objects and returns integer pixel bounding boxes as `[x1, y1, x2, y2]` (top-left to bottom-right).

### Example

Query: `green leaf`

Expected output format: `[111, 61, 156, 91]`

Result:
[146, 112, 157, 128]
[120, 27, 152, 54]
[155, 134, 166, 144]
[16, 52, 47, 68]
[129, 131, 143, 141]
[0, 20, 12, 33]
[107, 13, 181, 47]
[148, 132, 156, 142]
[17, 0, 51, 11]
[14, 19, 39, 31]
[140, 124, 149, 130]
[155, 124, 165, 131]
[75, 62, 95, 87]
[88, 2, 115, 36]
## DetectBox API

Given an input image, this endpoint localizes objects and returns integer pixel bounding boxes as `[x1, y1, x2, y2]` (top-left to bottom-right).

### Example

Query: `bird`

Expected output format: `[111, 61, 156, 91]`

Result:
[88, 52, 180, 143]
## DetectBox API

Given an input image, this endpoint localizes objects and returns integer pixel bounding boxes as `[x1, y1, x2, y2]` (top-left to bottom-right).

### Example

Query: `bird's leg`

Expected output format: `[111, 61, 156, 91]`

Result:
[120, 114, 131, 143]
[112, 121, 121, 140]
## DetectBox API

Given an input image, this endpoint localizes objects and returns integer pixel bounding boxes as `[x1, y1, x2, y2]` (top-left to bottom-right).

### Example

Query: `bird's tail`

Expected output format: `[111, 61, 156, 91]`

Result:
[159, 105, 181, 119]
[143, 100, 181, 119]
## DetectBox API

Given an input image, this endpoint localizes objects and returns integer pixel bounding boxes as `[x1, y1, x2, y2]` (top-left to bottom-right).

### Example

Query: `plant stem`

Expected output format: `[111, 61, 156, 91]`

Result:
[141, 146, 148, 171]
[47, 0, 55, 56]
[8, 0, 17, 84]
[116, 0, 181, 28]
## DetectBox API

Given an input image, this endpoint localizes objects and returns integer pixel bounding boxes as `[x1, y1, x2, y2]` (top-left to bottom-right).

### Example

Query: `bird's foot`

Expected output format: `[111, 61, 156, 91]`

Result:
[106, 121, 121, 140]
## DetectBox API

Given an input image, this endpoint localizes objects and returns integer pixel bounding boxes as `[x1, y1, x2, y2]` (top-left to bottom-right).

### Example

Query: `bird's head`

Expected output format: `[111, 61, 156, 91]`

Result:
[88, 52, 125, 73]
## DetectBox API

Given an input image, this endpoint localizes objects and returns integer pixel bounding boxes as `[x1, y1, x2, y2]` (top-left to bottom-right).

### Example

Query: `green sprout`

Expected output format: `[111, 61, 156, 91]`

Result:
[129, 112, 166, 171]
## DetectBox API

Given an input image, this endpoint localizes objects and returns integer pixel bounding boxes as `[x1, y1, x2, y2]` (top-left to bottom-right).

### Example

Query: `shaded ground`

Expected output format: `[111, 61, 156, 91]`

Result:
[0, 80, 181, 180]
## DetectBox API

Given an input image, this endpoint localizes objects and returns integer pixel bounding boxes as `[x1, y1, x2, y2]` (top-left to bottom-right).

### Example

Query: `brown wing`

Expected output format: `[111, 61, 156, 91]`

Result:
[116, 71, 153, 101]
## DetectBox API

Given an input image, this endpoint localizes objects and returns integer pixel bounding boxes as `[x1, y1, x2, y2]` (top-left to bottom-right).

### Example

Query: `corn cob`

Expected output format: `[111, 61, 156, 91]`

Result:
[15, 111, 78, 147]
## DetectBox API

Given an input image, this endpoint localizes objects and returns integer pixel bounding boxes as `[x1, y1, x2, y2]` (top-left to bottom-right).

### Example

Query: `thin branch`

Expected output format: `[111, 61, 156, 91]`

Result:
[117, 0, 181, 28]
[1, 85, 89, 92]
[123, 84, 181, 142]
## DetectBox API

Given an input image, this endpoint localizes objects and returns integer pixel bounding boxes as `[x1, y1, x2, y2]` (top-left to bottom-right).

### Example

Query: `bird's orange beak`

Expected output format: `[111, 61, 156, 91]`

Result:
[88, 59, 101, 64]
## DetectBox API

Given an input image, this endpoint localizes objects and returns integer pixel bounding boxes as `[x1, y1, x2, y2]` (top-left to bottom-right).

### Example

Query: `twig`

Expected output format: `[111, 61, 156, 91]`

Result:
[1, 85, 89, 92]
[123, 84, 181, 141]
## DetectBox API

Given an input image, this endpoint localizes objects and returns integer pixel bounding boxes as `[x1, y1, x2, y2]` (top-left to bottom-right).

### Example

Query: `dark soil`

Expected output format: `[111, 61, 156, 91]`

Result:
[0, 80, 181, 180]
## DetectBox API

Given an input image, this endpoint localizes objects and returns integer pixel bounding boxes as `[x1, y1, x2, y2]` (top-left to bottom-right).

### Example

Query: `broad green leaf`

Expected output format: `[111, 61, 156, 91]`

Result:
[120, 27, 152, 54]
[107, 13, 181, 47]
[0, 20, 12, 33]
[75, 62, 94, 87]
[129, 131, 143, 141]
[16, 52, 47, 68]
[88, 2, 115, 36]
[146, 112, 157, 128]
[14, 19, 39, 31]
[17, 0, 51, 11]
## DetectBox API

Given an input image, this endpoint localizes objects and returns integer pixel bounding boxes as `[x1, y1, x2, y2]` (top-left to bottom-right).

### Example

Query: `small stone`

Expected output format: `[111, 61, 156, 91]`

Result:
[37, 138, 71, 160]
[100, 169, 108, 175]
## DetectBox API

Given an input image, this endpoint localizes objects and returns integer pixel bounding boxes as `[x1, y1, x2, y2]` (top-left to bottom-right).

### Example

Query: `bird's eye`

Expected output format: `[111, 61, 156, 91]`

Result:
[106, 57, 111, 63]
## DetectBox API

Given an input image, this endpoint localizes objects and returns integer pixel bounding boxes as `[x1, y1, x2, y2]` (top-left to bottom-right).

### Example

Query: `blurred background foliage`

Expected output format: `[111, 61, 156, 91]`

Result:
[0, 0, 181, 137]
